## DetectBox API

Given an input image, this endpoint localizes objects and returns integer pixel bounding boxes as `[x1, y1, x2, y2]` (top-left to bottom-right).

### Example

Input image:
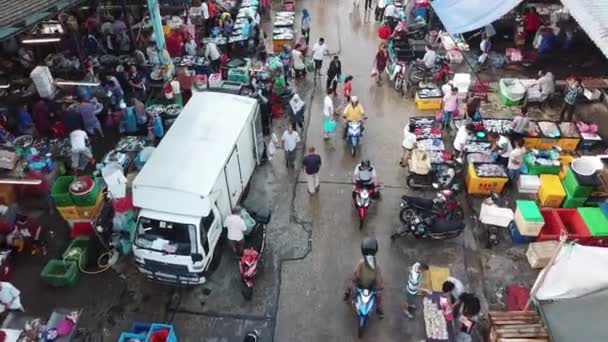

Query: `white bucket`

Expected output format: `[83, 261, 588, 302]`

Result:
[571, 157, 603, 176]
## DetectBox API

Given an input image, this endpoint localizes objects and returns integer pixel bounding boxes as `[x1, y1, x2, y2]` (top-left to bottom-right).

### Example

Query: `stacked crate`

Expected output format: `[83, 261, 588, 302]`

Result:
[561, 167, 591, 208]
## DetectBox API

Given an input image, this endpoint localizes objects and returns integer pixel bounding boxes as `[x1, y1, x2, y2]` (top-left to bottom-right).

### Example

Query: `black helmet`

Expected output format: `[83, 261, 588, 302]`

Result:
[360, 160, 371, 169]
[361, 237, 378, 256]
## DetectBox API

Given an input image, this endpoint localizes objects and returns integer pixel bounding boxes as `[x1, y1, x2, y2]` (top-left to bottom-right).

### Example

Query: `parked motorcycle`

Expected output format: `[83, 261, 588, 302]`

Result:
[353, 183, 380, 229]
[399, 185, 464, 224]
[407, 55, 450, 86]
[386, 61, 407, 96]
[354, 287, 377, 337]
[239, 209, 272, 300]
[406, 158, 464, 191]
[391, 211, 465, 240]
[346, 120, 365, 156]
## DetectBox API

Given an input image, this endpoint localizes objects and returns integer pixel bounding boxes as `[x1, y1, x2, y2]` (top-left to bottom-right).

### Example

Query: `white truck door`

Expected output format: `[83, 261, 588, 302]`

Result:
[224, 147, 243, 208]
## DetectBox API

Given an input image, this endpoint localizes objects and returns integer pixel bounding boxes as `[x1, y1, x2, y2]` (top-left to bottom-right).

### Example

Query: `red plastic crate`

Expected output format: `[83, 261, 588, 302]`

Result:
[554, 209, 593, 244]
[537, 209, 565, 241]
[70, 222, 94, 239]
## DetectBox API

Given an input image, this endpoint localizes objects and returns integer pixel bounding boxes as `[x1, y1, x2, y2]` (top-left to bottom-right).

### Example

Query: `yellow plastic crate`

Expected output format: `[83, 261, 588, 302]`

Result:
[538, 174, 566, 207]
[536, 138, 558, 151]
[76, 192, 105, 219]
[558, 155, 576, 180]
[556, 137, 580, 151]
[524, 137, 539, 149]
[57, 206, 80, 220]
[415, 94, 442, 110]
[465, 164, 508, 195]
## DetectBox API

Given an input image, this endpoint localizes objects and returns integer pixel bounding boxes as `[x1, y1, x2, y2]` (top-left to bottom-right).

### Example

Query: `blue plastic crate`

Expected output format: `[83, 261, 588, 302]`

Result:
[599, 203, 608, 221]
[146, 324, 177, 342]
[118, 332, 146, 342]
[130, 322, 152, 335]
[509, 221, 533, 245]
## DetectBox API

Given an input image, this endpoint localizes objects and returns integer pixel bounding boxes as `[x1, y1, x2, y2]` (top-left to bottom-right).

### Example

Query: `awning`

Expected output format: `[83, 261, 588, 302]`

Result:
[0, 0, 87, 41]
[431, 0, 522, 34]
[560, 0, 608, 58]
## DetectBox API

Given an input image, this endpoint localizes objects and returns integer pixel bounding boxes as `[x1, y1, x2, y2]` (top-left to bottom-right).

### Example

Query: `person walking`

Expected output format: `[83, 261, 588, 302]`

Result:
[281, 125, 301, 168]
[400, 123, 417, 167]
[402, 262, 430, 319]
[311, 38, 328, 78]
[374, 43, 388, 85]
[364, 0, 374, 19]
[375, 0, 386, 22]
[343, 75, 354, 103]
[559, 78, 583, 122]
[302, 147, 322, 195]
[225, 208, 247, 256]
[323, 88, 335, 139]
[441, 87, 459, 130]
[301, 9, 311, 45]
[69, 128, 95, 174]
[326, 56, 342, 94]
[292, 44, 306, 78]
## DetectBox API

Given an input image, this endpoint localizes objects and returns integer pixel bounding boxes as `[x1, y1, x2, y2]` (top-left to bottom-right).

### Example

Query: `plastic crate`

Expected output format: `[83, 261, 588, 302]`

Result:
[70, 221, 94, 239]
[40, 259, 79, 287]
[524, 158, 560, 176]
[523, 137, 539, 149]
[562, 167, 593, 198]
[536, 138, 559, 151]
[578, 208, 608, 237]
[415, 93, 442, 110]
[498, 88, 521, 107]
[130, 322, 153, 335]
[556, 137, 580, 151]
[537, 209, 565, 241]
[71, 179, 100, 207]
[63, 237, 90, 267]
[51, 176, 76, 207]
[526, 241, 559, 269]
[118, 332, 147, 342]
[57, 206, 79, 220]
[514, 200, 545, 237]
[146, 324, 177, 342]
[465, 164, 508, 195]
[508, 221, 533, 245]
[554, 209, 591, 242]
[538, 175, 565, 208]
[76, 192, 104, 219]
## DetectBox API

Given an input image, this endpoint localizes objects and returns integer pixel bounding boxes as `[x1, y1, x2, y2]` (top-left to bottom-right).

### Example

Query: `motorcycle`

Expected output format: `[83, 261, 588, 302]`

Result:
[354, 287, 377, 337]
[353, 183, 380, 229]
[239, 209, 272, 300]
[405, 21, 427, 40]
[406, 157, 464, 191]
[479, 192, 513, 248]
[391, 211, 465, 240]
[346, 120, 365, 156]
[399, 185, 464, 224]
[386, 61, 407, 96]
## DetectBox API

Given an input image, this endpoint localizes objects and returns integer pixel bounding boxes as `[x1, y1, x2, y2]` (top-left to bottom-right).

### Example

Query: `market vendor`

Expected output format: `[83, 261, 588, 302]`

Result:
[78, 97, 104, 138]
[127, 65, 146, 101]
[203, 41, 221, 71]
[528, 70, 555, 104]
[104, 77, 125, 111]
[510, 106, 529, 140]
[454, 123, 474, 159]
[488, 132, 512, 166]
[69, 128, 95, 174]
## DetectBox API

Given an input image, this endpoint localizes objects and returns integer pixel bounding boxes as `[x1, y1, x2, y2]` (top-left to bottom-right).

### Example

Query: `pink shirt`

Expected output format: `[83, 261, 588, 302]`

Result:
[443, 92, 459, 112]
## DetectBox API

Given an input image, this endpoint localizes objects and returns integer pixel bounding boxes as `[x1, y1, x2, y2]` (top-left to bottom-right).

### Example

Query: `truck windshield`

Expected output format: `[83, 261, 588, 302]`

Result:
[135, 217, 196, 256]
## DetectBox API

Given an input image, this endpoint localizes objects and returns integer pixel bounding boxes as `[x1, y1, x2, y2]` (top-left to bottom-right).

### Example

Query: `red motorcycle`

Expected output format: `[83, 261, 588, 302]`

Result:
[239, 209, 271, 300]
[353, 183, 380, 229]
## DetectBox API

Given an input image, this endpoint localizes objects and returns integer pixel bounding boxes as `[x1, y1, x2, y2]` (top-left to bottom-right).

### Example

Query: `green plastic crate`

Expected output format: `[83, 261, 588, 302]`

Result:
[563, 167, 593, 198]
[71, 182, 100, 207]
[498, 89, 521, 107]
[524, 158, 560, 176]
[578, 208, 608, 236]
[51, 176, 76, 207]
[40, 259, 79, 287]
[516, 200, 544, 222]
[63, 238, 90, 267]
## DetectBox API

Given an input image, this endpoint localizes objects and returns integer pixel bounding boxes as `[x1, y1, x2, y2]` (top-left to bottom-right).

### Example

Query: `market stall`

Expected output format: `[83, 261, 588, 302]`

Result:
[1, 309, 82, 342]
[272, 11, 295, 53]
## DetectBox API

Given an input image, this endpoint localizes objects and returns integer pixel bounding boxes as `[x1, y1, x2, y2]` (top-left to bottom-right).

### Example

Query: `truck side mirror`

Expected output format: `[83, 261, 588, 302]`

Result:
[191, 253, 203, 262]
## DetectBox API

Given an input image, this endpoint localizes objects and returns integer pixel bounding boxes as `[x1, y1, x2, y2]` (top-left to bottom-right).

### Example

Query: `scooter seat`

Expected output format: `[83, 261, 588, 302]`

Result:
[401, 195, 434, 210]
[429, 220, 465, 233]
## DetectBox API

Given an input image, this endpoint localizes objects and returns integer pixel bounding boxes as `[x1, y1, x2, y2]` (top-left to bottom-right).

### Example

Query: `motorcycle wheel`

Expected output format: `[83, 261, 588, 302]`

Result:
[394, 77, 403, 92]
[358, 324, 365, 338]
[242, 285, 254, 301]
[351, 146, 356, 157]
[359, 215, 365, 230]
[399, 208, 414, 225]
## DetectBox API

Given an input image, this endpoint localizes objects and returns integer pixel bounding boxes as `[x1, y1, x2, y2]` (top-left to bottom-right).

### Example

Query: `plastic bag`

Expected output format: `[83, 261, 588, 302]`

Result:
[267, 140, 276, 160]
[324, 118, 337, 134]
[370, 68, 378, 77]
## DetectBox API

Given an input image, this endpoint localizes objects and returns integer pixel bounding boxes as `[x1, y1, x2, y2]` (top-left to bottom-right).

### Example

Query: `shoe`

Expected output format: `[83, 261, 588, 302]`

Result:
[376, 308, 384, 319]
[404, 310, 414, 320]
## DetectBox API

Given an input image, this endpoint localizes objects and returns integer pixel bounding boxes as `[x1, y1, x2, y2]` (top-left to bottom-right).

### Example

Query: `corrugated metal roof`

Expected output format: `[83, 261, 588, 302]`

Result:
[561, 0, 608, 58]
[0, 0, 86, 40]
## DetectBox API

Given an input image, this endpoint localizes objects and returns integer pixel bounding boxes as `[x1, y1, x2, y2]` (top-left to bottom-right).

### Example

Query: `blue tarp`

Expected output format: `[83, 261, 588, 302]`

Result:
[431, 0, 522, 34]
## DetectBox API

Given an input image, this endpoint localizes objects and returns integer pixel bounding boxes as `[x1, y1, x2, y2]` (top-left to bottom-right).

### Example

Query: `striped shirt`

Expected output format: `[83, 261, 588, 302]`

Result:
[407, 262, 422, 295]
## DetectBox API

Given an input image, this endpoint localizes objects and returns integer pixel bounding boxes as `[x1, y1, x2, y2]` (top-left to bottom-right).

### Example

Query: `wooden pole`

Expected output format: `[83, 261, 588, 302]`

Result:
[524, 237, 566, 311]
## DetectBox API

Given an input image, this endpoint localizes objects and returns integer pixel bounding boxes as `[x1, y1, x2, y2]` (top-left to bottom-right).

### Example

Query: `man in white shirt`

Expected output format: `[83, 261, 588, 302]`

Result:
[311, 38, 328, 77]
[421, 44, 437, 69]
[376, 0, 387, 22]
[201, 0, 210, 20]
[70, 129, 94, 174]
[400, 123, 417, 167]
[225, 208, 247, 255]
[204, 41, 221, 71]
[535, 70, 555, 102]
[281, 125, 301, 168]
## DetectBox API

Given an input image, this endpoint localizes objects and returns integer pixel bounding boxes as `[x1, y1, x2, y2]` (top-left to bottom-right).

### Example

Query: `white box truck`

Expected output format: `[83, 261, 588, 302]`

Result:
[132, 91, 263, 285]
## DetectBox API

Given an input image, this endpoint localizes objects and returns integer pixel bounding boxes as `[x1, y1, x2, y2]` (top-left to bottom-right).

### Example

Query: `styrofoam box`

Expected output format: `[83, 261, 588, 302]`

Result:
[514, 208, 545, 237]
[518, 175, 540, 193]
[526, 240, 559, 268]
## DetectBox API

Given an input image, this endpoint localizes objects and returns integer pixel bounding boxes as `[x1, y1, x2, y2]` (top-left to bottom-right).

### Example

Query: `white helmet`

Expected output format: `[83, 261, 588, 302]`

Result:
[351, 95, 358, 103]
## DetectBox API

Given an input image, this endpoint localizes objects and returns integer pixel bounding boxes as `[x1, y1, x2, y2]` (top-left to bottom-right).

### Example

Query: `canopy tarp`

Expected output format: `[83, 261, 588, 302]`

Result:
[560, 0, 608, 59]
[431, 0, 522, 34]
[534, 244, 608, 301]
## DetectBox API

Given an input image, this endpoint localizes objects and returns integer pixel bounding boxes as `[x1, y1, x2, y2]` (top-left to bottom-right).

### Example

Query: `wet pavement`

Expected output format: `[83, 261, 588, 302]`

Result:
[10, 1, 608, 341]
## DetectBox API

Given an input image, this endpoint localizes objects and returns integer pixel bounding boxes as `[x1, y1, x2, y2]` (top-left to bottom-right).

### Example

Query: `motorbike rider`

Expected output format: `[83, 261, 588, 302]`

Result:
[344, 237, 384, 318]
[418, 44, 437, 71]
[352, 159, 378, 199]
[342, 96, 366, 138]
